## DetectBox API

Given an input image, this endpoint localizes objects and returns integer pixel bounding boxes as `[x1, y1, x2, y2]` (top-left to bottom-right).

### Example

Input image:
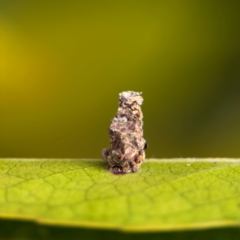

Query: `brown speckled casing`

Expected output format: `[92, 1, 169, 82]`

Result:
[102, 91, 147, 173]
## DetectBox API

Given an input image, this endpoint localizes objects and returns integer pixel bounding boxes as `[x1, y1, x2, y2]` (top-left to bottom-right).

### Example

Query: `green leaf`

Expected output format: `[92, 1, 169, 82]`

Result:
[0, 158, 240, 232]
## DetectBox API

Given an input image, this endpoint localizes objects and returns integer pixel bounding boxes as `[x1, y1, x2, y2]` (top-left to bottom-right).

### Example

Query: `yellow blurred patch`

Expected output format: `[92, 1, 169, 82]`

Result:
[0, 20, 63, 107]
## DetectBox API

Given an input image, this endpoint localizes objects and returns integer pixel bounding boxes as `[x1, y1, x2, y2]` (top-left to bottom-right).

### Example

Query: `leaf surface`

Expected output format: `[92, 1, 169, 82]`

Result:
[0, 158, 240, 231]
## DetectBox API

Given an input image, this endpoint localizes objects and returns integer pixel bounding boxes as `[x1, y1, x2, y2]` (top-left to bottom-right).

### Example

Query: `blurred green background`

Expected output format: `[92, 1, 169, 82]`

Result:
[0, 0, 240, 159]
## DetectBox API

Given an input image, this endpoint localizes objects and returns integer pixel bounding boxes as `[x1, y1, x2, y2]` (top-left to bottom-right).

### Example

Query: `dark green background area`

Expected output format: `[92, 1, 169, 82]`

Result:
[0, 219, 239, 240]
[1, 0, 240, 159]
